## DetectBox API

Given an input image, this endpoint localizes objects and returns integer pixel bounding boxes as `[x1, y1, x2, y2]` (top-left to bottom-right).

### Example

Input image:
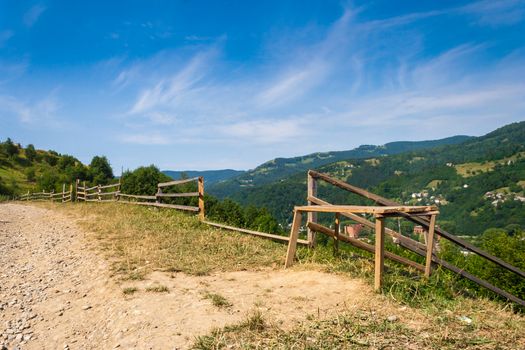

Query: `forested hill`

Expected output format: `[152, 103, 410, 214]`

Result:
[0, 138, 114, 197]
[207, 135, 471, 198]
[162, 169, 245, 186]
[221, 121, 525, 236]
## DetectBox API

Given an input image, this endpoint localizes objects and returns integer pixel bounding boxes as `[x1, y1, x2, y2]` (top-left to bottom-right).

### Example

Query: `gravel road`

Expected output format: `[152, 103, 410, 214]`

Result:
[0, 203, 372, 349]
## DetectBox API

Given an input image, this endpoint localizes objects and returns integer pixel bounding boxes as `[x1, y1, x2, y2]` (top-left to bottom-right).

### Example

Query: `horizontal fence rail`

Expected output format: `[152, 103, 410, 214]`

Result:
[19, 183, 73, 203]
[304, 170, 525, 307]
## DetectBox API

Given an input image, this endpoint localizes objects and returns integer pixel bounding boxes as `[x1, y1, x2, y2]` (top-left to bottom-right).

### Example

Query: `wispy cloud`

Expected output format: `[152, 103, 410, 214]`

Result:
[0, 92, 61, 126]
[256, 62, 328, 107]
[460, 0, 525, 26]
[128, 49, 215, 114]
[0, 60, 28, 84]
[23, 4, 47, 27]
[118, 133, 171, 145]
[216, 119, 306, 144]
[0, 30, 14, 48]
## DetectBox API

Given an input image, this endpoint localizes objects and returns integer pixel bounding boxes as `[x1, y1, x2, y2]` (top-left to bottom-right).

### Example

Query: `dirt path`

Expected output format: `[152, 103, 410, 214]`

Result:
[0, 203, 373, 349]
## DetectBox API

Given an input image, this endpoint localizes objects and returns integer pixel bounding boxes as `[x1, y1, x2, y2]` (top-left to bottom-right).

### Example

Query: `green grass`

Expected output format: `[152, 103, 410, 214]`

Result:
[455, 152, 525, 177]
[202, 292, 233, 309]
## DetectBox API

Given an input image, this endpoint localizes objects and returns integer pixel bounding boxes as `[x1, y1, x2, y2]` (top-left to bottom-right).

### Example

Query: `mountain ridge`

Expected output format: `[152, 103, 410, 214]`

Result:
[207, 135, 473, 198]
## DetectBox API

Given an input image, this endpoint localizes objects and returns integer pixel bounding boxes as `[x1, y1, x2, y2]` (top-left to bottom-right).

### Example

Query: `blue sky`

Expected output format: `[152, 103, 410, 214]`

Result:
[1, 1, 524, 172]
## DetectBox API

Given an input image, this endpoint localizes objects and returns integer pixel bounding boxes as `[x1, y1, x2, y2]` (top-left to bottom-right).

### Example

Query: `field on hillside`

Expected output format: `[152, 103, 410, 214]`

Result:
[33, 202, 525, 349]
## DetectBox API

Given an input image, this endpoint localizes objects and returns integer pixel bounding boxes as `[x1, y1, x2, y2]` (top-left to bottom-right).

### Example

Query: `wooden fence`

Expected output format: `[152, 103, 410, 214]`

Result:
[284, 170, 525, 306]
[117, 177, 205, 220]
[81, 181, 121, 202]
[19, 184, 73, 203]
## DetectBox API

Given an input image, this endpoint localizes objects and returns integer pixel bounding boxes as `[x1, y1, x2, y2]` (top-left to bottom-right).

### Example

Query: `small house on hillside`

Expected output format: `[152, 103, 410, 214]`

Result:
[345, 224, 364, 238]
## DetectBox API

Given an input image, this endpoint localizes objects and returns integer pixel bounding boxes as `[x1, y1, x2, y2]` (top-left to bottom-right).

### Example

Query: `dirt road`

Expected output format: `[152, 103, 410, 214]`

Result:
[0, 203, 373, 349]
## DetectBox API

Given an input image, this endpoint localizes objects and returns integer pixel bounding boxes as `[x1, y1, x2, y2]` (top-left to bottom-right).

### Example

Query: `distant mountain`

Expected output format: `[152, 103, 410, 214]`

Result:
[208, 135, 472, 198]
[221, 121, 525, 235]
[162, 169, 245, 186]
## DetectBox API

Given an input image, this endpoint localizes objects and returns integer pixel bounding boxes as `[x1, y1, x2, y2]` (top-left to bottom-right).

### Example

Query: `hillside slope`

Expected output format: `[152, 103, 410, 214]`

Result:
[0, 138, 112, 197]
[224, 121, 525, 235]
[162, 169, 245, 186]
[207, 135, 471, 197]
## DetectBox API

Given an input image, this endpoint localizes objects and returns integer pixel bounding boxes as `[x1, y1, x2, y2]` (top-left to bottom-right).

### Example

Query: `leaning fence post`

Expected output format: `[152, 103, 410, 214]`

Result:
[425, 214, 437, 278]
[198, 176, 205, 221]
[307, 172, 317, 247]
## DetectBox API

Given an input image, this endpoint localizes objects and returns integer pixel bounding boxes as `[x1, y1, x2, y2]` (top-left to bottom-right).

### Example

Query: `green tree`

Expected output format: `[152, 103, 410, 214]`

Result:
[120, 165, 171, 195]
[90, 156, 114, 184]
[37, 170, 59, 191]
[208, 199, 245, 227]
[3, 138, 18, 157]
[25, 144, 37, 162]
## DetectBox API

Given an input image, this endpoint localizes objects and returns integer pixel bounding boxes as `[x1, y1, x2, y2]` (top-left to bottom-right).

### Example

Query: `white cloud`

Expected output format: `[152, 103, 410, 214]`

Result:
[100, 3, 525, 168]
[0, 92, 62, 126]
[256, 62, 328, 107]
[216, 119, 305, 144]
[128, 50, 213, 114]
[23, 4, 46, 27]
[118, 133, 171, 145]
[147, 111, 177, 125]
[460, 0, 525, 26]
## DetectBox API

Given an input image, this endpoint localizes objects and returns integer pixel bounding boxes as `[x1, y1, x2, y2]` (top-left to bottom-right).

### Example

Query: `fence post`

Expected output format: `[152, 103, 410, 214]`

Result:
[307, 172, 317, 247]
[75, 179, 79, 202]
[116, 178, 121, 201]
[198, 176, 205, 221]
[69, 184, 73, 203]
[83, 181, 86, 202]
[62, 183, 66, 202]
[374, 215, 385, 291]
[425, 214, 437, 278]
[156, 183, 162, 204]
[97, 184, 101, 201]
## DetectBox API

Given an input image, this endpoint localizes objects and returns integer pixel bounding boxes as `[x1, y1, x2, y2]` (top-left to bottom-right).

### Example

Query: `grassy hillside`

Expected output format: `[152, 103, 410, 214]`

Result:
[224, 121, 525, 235]
[208, 135, 472, 198]
[0, 138, 113, 198]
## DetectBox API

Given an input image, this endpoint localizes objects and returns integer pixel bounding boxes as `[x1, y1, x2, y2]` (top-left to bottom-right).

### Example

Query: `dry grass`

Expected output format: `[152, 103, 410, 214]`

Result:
[146, 285, 169, 293]
[122, 287, 138, 295]
[193, 299, 525, 350]
[45, 202, 285, 280]
[31, 202, 525, 349]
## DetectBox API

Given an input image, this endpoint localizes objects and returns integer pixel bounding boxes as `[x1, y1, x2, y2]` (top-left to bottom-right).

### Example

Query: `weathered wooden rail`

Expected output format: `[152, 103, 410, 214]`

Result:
[19, 184, 73, 203]
[285, 204, 438, 290]
[290, 170, 525, 306]
[80, 181, 121, 202]
[116, 177, 205, 219]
